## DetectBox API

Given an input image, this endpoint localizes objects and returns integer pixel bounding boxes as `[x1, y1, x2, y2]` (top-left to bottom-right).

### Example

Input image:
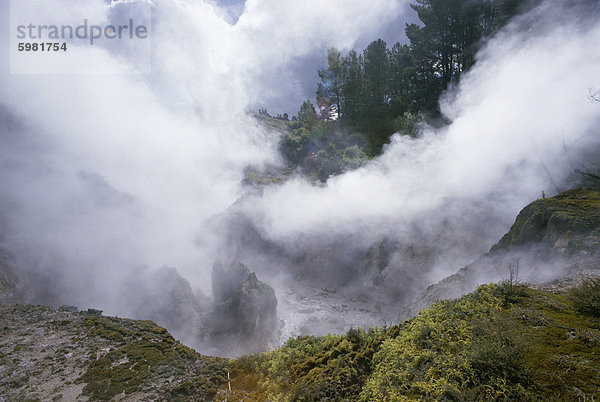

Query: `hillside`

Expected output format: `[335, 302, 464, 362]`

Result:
[221, 282, 600, 400]
[491, 189, 600, 253]
[1, 189, 599, 400]
[405, 189, 600, 317]
[215, 189, 600, 400]
[0, 305, 228, 401]
[2, 282, 599, 400]
[253, 113, 292, 136]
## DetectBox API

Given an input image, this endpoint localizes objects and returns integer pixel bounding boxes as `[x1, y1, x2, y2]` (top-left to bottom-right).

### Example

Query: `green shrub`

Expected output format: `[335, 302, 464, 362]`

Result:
[392, 111, 422, 137]
[496, 260, 529, 306]
[228, 283, 600, 401]
[280, 127, 311, 163]
[568, 278, 600, 317]
[468, 312, 529, 385]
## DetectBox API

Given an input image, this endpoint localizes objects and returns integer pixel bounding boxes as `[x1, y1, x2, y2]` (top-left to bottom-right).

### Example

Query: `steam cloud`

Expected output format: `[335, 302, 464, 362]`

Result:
[238, 1, 600, 285]
[0, 0, 599, 353]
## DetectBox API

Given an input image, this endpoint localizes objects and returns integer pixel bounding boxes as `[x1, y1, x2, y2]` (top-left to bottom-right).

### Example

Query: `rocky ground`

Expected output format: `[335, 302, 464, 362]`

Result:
[0, 305, 228, 401]
[277, 283, 385, 341]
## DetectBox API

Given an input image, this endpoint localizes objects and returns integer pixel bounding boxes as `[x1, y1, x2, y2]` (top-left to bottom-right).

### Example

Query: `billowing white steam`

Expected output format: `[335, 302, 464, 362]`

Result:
[0, 0, 408, 305]
[0, 0, 599, 347]
[243, 2, 600, 276]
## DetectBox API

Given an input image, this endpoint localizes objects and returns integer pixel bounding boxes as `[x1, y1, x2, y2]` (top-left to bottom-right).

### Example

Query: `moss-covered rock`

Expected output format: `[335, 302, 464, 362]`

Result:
[491, 189, 600, 254]
[407, 189, 600, 319]
[0, 304, 229, 401]
[79, 315, 228, 400]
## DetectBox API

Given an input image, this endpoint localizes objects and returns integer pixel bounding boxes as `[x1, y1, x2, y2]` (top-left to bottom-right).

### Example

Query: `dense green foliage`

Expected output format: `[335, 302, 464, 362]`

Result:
[314, 0, 530, 149]
[273, 0, 530, 177]
[225, 327, 397, 400]
[279, 112, 369, 181]
[361, 285, 531, 400]
[224, 282, 600, 400]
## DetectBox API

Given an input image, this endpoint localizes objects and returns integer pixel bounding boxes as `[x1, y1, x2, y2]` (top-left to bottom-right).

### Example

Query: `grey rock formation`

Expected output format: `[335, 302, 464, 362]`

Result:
[0, 240, 24, 305]
[117, 266, 207, 345]
[404, 189, 600, 319]
[361, 238, 436, 302]
[207, 261, 278, 355]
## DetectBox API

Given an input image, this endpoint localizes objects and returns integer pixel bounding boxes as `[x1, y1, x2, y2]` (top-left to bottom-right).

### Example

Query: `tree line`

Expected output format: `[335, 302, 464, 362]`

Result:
[312, 0, 529, 150]
[274, 0, 532, 180]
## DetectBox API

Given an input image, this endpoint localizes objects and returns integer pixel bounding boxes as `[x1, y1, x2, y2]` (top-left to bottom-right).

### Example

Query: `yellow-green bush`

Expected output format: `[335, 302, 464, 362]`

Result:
[227, 283, 600, 401]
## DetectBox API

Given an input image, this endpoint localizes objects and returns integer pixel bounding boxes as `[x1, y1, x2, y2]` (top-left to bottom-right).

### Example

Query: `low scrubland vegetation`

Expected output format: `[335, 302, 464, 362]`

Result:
[221, 279, 600, 400]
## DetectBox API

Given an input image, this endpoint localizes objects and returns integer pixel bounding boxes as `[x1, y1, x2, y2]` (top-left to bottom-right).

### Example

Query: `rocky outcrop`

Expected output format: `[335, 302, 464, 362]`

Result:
[491, 189, 600, 254]
[116, 263, 279, 356]
[361, 239, 436, 302]
[205, 261, 279, 355]
[405, 189, 600, 318]
[0, 304, 228, 400]
[117, 266, 207, 339]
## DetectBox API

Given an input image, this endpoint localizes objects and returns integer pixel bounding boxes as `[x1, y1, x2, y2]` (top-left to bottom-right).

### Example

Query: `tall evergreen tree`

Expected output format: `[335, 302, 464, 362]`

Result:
[339, 50, 363, 127]
[362, 39, 390, 137]
[316, 48, 343, 120]
[362, 39, 389, 112]
[302, 0, 532, 156]
[388, 42, 413, 118]
[297, 100, 318, 127]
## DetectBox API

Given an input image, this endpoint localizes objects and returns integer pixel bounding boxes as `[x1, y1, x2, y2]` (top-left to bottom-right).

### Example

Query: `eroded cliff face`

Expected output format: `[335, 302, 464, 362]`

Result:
[0, 305, 228, 401]
[113, 262, 280, 357]
[116, 266, 208, 347]
[406, 189, 600, 317]
[0, 243, 280, 357]
[203, 261, 279, 356]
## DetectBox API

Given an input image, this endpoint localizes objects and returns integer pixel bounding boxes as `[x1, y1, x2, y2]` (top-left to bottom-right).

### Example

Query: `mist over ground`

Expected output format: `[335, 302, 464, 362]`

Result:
[0, 0, 599, 355]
